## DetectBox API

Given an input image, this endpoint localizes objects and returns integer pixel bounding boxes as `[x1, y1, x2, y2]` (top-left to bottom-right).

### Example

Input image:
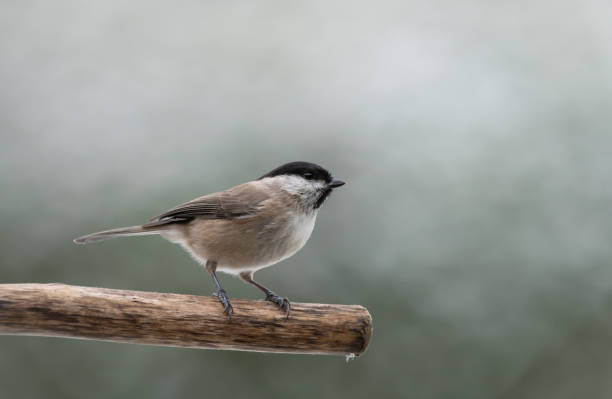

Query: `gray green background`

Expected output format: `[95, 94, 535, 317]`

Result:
[2, 1, 612, 398]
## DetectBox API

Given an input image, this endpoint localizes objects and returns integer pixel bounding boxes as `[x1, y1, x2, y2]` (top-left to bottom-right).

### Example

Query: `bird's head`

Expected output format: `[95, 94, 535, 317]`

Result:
[259, 161, 345, 210]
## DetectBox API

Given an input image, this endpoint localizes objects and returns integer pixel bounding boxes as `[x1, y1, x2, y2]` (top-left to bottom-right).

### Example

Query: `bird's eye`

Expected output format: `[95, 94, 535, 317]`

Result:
[303, 172, 313, 180]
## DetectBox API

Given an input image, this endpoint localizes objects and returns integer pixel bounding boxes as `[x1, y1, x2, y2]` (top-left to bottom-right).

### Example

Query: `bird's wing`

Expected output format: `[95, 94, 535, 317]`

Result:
[144, 182, 270, 227]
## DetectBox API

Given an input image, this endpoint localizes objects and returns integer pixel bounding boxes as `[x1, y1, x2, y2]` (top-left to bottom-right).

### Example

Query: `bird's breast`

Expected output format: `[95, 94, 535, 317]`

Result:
[251, 210, 317, 268]
[178, 209, 318, 274]
[284, 211, 317, 253]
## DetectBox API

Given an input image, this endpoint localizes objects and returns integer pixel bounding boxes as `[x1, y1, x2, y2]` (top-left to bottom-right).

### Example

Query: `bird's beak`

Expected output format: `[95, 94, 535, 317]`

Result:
[329, 178, 346, 188]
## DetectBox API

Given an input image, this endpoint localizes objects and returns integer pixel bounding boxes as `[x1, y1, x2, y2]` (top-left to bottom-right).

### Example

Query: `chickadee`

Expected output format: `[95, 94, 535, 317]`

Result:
[74, 161, 345, 319]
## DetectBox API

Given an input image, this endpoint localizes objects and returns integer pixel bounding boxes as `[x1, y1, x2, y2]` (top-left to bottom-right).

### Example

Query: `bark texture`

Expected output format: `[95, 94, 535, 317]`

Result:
[0, 283, 372, 356]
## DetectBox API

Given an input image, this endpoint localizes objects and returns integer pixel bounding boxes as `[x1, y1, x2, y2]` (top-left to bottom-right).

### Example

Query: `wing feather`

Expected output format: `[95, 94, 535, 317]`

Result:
[144, 182, 269, 227]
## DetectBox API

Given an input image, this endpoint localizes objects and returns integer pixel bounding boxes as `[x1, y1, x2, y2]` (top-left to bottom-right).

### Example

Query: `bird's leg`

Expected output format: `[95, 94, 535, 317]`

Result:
[206, 260, 233, 319]
[239, 272, 290, 318]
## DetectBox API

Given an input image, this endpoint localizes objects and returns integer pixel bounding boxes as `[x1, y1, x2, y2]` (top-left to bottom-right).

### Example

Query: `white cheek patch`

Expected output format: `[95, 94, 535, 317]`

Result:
[272, 175, 326, 196]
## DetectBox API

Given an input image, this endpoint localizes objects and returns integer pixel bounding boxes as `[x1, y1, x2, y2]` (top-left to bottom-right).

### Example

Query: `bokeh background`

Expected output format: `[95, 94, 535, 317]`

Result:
[2, 0, 612, 398]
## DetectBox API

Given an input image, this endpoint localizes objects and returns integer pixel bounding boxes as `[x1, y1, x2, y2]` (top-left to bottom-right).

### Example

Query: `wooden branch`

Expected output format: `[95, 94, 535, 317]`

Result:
[0, 283, 372, 356]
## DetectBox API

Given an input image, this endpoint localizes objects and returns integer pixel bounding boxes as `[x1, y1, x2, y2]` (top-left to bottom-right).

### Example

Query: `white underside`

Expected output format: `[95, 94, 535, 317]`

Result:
[162, 210, 318, 275]
[219, 210, 317, 275]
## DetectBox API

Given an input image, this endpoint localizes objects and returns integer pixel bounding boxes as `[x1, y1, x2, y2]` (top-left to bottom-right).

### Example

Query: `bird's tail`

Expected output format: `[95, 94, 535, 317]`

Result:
[73, 225, 162, 244]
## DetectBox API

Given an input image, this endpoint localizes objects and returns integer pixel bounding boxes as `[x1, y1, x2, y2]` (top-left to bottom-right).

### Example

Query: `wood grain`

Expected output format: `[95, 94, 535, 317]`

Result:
[0, 283, 372, 356]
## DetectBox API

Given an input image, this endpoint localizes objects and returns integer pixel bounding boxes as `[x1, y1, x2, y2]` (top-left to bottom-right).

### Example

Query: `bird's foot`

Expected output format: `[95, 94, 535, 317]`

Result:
[265, 292, 290, 319]
[212, 289, 233, 320]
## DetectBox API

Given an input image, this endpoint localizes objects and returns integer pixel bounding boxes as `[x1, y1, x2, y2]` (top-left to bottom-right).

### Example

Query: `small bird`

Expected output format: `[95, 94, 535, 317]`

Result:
[74, 161, 345, 319]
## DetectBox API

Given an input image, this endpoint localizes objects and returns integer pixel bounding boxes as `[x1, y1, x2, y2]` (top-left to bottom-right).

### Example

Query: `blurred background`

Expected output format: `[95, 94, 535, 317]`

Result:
[1, 0, 612, 397]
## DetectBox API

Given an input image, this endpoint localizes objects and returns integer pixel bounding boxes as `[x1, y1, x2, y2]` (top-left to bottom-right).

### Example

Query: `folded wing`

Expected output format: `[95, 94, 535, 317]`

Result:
[144, 183, 269, 227]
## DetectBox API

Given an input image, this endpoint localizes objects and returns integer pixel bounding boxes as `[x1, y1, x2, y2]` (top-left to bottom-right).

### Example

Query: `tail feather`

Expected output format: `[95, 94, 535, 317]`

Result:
[73, 225, 161, 244]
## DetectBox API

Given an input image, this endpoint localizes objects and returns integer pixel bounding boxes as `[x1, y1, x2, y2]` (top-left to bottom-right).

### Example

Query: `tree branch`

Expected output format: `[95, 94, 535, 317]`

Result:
[0, 283, 372, 356]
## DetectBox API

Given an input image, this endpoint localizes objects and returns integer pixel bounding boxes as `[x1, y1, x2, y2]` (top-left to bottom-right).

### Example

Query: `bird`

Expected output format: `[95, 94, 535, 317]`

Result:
[74, 161, 345, 319]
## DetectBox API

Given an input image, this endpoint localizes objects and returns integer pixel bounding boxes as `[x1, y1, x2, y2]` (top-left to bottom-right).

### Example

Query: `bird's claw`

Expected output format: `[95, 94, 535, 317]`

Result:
[265, 292, 291, 319]
[213, 289, 233, 320]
